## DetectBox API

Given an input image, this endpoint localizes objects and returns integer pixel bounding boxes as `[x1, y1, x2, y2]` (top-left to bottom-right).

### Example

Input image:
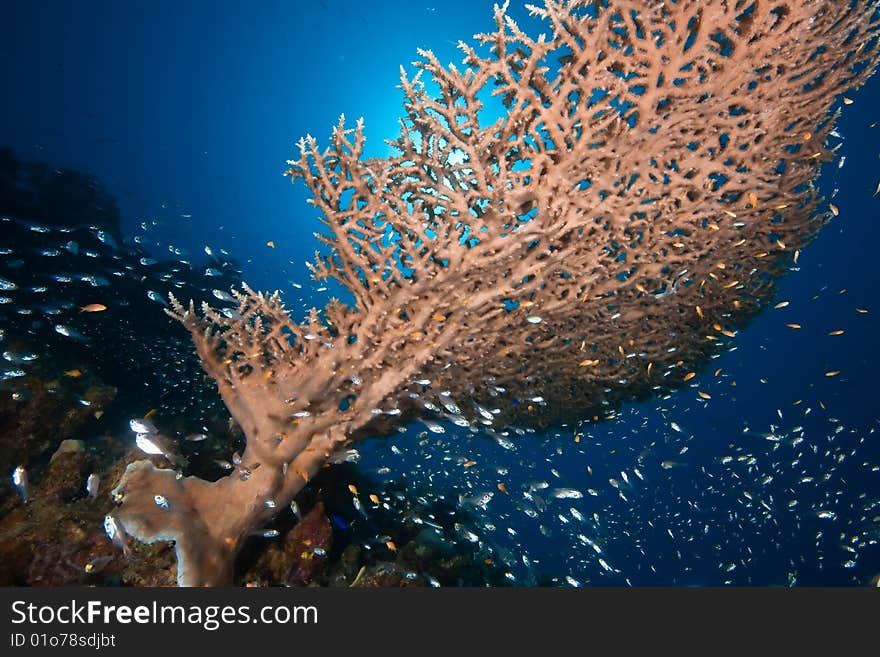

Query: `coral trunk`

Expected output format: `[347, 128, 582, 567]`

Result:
[112, 445, 327, 586]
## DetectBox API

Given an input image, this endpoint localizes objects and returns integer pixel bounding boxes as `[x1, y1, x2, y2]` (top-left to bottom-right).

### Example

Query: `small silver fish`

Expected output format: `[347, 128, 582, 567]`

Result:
[133, 431, 181, 465]
[1, 369, 26, 380]
[103, 514, 130, 556]
[327, 448, 360, 465]
[183, 433, 208, 442]
[85, 473, 100, 499]
[2, 350, 38, 363]
[81, 274, 109, 287]
[290, 500, 301, 520]
[154, 494, 170, 509]
[95, 230, 118, 249]
[459, 491, 493, 509]
[12, 465, 28, 502]
[54, 324, 88, 341]
[146, 290, 168, 306]
[129, 418, 158, 434]
[551, 488, 584, 499]
[135, 433, 165, 456]
[598, 557, 615, 573]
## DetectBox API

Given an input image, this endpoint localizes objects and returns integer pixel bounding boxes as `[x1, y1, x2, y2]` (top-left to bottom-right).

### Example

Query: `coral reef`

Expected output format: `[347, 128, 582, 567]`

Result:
[0, 377, 115, 508]
[111, 0, 880, 585]
[0, 438, 177, 586]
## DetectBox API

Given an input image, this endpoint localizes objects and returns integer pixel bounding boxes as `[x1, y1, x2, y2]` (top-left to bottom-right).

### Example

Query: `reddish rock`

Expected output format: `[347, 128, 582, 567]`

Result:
[285, 502, 332, 586]
[239, 501, 334, 586]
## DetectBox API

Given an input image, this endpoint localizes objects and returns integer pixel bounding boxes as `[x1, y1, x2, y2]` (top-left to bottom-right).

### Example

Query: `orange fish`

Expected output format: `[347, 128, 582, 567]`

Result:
[80, 303, 107, 312]
[266, 240, 276, 248]
[63, 369, 82, 378]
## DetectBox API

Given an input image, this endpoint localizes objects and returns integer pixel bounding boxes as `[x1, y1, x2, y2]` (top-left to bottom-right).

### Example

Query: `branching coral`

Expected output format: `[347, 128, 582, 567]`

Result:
[111, 0, 880, 585]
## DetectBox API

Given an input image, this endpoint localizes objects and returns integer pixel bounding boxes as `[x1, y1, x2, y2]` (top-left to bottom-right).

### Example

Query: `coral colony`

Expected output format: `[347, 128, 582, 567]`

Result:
[110, 1, 880, 585]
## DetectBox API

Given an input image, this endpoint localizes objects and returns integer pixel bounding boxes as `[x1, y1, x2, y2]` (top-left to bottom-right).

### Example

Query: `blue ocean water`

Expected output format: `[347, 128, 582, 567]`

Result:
[1, 1, 878, 586]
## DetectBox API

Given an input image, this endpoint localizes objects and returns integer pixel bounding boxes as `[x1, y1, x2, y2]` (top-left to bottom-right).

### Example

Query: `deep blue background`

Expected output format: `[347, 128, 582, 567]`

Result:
[2, 0, 878, 585]
[1, 0, 518, 292]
